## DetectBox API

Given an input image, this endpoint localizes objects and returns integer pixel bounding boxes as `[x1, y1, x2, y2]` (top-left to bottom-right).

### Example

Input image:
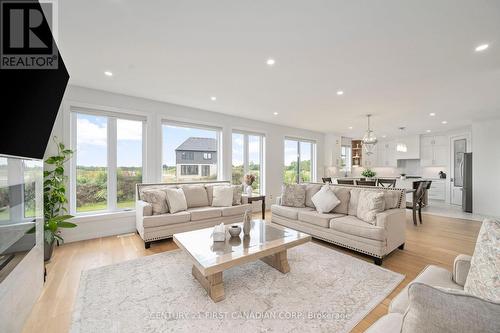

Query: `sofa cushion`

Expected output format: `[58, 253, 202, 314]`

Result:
[464, 219, 500, 302]
[271, 205, 313, 220]
[232, 185, 243, 205]
[305, 184, 322, 208]
[329, 216, 386, 241]
[212, 186, 233, 207]
[356, 190, 385, 224]
[141, 189, 169, 215]
[188, 207, 222, 221]
[401, 283, 500, 333]
[142, 211, 191, 228]
[389, 265, 463, 314]
[221, 204, 251, 217]
[281, 184, 306, 208]
[331, 186, 351, 214]
[165, 188, 188, 213]
[181, 184, 209, 208]
[298, 210, 344, 228]
[311, 186, 340, 214]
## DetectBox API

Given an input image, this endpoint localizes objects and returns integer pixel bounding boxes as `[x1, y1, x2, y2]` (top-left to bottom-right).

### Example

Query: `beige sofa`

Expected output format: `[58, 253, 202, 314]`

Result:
[270, 183, 406, 265]
[366, 218, 500, 333]
[136, 181, 250, 248]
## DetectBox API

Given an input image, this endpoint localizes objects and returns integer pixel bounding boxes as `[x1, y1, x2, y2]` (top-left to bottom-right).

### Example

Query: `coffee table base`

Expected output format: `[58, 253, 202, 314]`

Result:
[192, 265, 225, 302]
[192, 250, 291, 303]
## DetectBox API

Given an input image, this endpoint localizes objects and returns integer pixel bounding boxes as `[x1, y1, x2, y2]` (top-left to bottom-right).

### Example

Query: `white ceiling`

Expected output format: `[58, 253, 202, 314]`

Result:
[59, 0, 500, 138]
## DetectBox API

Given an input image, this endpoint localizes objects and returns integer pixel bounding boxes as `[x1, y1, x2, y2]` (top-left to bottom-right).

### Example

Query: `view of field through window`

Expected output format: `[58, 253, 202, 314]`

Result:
[284, 139, 314, 184]
[231, 133, 263, 194]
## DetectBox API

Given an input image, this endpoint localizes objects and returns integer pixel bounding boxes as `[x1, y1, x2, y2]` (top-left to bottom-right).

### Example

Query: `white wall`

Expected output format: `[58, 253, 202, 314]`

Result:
[48, 85, 326, 242]
[472, 118, 500, 218]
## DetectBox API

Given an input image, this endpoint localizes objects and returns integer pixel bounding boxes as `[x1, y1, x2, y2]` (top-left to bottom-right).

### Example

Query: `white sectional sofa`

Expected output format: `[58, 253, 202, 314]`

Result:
[270, 183, 406, 265]
[135, 181, 250, 248]
[366, 218, 500, 333]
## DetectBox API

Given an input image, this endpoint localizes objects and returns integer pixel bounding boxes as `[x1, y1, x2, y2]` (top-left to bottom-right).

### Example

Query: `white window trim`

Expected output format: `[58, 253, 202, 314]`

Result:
[284, 137, 317, 183]
[161, 120, 223, 182]
[232, 131, 266, 195]
[69, 107, 146, 216]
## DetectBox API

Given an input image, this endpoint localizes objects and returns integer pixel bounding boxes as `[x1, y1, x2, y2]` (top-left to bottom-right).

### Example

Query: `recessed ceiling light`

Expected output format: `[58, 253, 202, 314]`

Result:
[104, 71, 113, 76]
[273, 112, 279, 116]
[266, 58, 276, 66]
[348, 126, 353, 130]
[426, 129, 431, 133]
[382, 135, 387, 138]
[475, 44, 489, 52]
[337, 90, 344, 96]
[429, 112, 436, 116]
[441, 120, 448, 124]
[210, 96, 217, 101]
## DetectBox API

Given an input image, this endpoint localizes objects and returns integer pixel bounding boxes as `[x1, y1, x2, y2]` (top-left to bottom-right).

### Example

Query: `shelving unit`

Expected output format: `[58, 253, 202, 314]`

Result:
[352, 140, 362, 167]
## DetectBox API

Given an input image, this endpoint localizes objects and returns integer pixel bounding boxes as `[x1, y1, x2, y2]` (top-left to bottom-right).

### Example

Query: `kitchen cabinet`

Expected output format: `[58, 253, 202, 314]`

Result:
[420, 135, 447, 167]
[376, 141, 397, 167]
[428, 179, 446, 201]
[395, 135, 420, 159]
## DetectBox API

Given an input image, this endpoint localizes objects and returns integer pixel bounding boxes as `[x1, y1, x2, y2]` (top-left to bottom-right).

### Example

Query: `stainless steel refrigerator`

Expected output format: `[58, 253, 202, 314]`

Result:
[462, 152, 473, 213]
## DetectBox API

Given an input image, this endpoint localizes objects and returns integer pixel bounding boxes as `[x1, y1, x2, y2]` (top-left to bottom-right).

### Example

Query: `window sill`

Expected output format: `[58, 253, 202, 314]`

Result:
[70, 210, 136, 223]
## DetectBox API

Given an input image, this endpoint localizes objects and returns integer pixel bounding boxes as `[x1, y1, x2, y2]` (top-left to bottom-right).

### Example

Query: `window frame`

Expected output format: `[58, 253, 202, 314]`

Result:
[161, 120, 222, 182]
[284, 137, 317, 184]
[70, 108, 146, 215]
[231, 130, 265, 195]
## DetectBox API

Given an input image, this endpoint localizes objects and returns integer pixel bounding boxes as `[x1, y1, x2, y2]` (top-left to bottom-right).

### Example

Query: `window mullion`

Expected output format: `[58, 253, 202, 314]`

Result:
[108, 117, 118, 211]
[243, 134, 249, 175]
[297, 140, 301, 183]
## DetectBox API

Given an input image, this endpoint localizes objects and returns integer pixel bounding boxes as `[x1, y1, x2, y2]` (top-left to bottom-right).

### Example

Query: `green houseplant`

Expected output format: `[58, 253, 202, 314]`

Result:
[361, 168, 376, 179]
[30, 138, 77, 261]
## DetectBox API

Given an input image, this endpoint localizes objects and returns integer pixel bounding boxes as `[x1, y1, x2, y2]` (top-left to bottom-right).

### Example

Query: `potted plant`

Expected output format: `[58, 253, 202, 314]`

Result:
[361, 168, 376, 180]
[30, 138, 77, 261]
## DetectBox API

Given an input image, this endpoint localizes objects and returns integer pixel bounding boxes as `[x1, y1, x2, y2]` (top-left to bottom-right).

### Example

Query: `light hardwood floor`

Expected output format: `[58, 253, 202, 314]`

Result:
[22, 211, 481, 333]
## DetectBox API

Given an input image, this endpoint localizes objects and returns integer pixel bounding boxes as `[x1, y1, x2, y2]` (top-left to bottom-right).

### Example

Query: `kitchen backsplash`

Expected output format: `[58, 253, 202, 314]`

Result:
[349, 160, 446, 179]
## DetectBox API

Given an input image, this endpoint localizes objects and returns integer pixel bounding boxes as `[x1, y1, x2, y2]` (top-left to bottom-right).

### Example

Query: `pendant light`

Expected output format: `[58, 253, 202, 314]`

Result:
[396, 127, 408, 152]
[362, 114, 378, 155]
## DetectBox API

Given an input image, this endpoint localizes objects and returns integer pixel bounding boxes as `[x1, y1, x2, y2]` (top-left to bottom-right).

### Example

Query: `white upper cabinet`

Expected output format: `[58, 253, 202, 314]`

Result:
[420, 135, 448, 166]
[376, 140, 397, 167]
[395, 135, 420, 160]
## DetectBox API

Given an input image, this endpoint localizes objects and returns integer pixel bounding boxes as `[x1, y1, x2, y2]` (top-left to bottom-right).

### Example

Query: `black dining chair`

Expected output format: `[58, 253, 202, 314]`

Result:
[406, 181, 430, 225]
[356, 180, 377, 186]
[322, 177, 332, 184]
[378, 178, 396, 188]
[337, 179, 355, 185]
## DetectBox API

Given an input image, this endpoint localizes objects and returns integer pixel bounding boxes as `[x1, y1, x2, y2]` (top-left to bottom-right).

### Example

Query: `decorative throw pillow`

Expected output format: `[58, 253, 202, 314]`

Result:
[165, 188, 188, 214]
[181, 185, 209, 208]
[232, 185, 243, 205]
[464, 219, 500, 303]
[382, 190, 401, 209]
[141, 189, 169, 215]
[281, 184, 306, 208]
[212, 186, 234, 207]
[304, 184, 322, 208]
[331, 187, 351, 214]
[348, 188, 361, 215]
[356, 190, 385, 224]
[311, 186, 340, 214]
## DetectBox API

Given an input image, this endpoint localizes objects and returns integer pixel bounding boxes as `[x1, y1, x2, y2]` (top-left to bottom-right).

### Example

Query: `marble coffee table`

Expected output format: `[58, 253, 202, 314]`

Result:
[173, 219, 311, 302]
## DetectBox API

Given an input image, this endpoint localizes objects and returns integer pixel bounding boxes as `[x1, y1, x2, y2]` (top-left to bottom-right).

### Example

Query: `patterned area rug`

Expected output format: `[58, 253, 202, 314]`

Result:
[71, 242, 403, 333]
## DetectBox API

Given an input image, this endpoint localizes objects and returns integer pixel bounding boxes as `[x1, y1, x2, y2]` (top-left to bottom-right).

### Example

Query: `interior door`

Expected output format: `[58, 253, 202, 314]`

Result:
[450, 138, 467, 205]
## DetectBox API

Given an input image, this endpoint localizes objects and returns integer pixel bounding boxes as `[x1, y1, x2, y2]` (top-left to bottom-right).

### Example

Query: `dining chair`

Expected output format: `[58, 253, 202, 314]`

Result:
[406, 181, 429, 225]
[378, 178, 396, 188]
[322, 177, 332, 184]
[337, 179, 355, 185]
[356, 180, 377, 186]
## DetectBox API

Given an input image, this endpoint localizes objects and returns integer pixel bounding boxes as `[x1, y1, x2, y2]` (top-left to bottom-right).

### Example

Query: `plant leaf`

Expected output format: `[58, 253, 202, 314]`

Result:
[57, 221, 77, 228]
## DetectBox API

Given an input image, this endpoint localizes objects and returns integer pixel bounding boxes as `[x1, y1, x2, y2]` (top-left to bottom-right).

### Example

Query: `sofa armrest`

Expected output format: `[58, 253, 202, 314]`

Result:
[453, 254, 472, 286]
[376, 209, 406, 253]
[136, 200, 153, 218]
[275, 196, 282, 205]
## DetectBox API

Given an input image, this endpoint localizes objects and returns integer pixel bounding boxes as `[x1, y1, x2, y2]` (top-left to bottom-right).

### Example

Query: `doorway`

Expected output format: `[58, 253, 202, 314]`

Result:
[450, 134, 470, 206]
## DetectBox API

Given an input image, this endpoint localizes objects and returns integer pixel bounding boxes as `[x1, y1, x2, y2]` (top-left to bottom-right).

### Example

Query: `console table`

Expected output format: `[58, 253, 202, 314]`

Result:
[244, 195, 266, 219]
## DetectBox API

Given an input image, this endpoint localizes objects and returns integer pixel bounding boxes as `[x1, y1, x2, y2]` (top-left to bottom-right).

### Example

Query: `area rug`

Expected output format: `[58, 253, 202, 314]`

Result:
[71, 242, 403, 333]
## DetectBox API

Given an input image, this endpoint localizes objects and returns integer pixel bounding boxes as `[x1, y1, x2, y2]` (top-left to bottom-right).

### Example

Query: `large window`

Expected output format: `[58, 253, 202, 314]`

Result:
[162, 123, 220, 182]
[231, 132, 265, 194]
[341, 145, 352, 174]
[283, 138, 316, 184]
[74, 111, 144, 213]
